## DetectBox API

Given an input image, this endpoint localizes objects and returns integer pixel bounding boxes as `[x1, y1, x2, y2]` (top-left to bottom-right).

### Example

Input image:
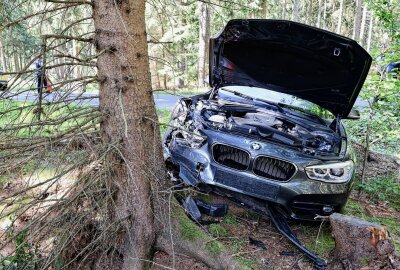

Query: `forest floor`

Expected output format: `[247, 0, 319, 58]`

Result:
[151, 145, 400, 270]
[0, 130, 399, 269]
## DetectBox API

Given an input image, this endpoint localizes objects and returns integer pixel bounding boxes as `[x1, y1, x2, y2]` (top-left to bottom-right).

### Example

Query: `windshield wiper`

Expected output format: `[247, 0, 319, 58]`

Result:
[220, 88, 284, 113]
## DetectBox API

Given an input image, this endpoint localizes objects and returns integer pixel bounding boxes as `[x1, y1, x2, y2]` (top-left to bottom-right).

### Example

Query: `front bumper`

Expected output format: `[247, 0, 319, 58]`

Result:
[167, 129, 355, 221]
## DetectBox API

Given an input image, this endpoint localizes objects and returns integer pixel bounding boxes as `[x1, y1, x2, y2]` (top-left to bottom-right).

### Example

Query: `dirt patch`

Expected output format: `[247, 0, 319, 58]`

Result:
[353, 142, 400, 179]
[150, 251, 209, 270]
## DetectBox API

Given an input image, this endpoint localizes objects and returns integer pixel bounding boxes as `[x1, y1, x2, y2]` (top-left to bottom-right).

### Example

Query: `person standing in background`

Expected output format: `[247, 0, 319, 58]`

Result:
[35, 59, 47, 94]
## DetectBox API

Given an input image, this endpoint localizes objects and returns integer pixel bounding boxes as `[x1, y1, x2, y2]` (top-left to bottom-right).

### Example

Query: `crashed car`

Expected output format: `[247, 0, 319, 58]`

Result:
[163, 19, 372, 221]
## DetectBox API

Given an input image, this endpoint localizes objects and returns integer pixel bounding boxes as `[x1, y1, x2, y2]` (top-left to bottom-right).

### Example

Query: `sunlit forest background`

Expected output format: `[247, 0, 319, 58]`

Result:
[0, 0, 398, 155]
[0, 0, 399, 269]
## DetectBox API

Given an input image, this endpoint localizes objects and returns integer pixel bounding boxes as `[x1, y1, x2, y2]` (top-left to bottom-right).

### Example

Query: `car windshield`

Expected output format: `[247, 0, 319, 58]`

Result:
[219, 86, 333, 118]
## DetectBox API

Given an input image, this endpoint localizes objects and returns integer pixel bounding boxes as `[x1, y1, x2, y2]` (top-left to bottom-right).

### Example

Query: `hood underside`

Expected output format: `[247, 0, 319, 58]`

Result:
[209, 19, 372, 117]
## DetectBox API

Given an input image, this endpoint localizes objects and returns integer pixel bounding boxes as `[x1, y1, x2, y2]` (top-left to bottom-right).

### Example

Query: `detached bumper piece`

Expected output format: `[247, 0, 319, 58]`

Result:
[194, 198, 228, 217]
[268, 204, 327, 270]
[214, 188, 327, 270]
[180, 195, 228, 223]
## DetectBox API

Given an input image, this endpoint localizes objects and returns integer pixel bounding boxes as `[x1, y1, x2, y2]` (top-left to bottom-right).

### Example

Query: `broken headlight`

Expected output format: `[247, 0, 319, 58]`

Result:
[305, 160, 354, 183]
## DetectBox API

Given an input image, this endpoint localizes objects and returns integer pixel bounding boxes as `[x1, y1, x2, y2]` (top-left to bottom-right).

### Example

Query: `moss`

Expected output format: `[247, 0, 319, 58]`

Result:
[205, 240, 224, 256]
[236, 256, 254, 270]
[176, 207, 205, 241]
[230, 238, 246, 253]
[343, 199, 365, 217]
[194, 193, 212, 204]
[314, 233, 336, 255]
[393, 239, 400, 255]
[223, 212, 238, 225]
[360, 256, 372, 266]
[208, 223, 228, 238]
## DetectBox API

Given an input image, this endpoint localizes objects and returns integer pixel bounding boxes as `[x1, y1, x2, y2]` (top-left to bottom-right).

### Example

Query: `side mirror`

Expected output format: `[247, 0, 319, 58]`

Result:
[347, 109, 360, 120]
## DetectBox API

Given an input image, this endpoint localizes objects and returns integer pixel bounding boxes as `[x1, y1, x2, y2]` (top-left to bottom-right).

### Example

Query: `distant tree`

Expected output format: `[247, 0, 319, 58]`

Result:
[197, 1, 210, 87]
[353, 0, 363, 41]
[336, 0, 344, 34]
[293, 0, 300, 22]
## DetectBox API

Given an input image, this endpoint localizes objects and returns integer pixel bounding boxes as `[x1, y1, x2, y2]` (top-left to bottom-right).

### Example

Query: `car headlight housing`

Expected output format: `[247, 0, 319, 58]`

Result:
[305, 160, 354, 183]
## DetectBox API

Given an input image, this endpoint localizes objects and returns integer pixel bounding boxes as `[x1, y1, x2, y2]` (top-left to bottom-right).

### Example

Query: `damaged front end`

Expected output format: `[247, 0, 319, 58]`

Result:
[163, 90, 355, 221]
[163, 19, 371, 269]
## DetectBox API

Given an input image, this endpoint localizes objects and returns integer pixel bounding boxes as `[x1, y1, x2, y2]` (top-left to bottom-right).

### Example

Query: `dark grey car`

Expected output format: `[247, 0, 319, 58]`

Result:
[163, 19, 371, 221]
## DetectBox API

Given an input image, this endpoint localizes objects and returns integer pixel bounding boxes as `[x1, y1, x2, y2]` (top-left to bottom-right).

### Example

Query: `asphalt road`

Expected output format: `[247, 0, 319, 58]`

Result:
[3, 91, 182, 109]
[2, 90, 369, 110]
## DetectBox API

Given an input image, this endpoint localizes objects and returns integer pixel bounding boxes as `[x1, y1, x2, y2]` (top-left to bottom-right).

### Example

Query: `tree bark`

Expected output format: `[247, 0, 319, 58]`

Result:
[197, 1, 210, 87]
[306, 0, 313, 25]
[261, 0, 268, 18]
[91, 1, 248, 270]
[322, 0, 327, 29]
[72, 12, 81, 80]
[367, 11, 374, 52]
[336, 0, 344, 34]
[330, 213, 398, 269]
[353, 0, 363, 41]
[359, 4, 368, 46]
[0, 40, 6, 70]
[13, 46, 20, 72]
[282, 0, 287, 20]
[293, 0, 299, 22]
[316, 0, 322, 27]
[92, 0, 165, 268]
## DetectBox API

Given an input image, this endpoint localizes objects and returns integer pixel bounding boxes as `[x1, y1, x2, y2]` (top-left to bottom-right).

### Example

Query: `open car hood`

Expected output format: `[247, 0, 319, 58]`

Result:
[209, 19, 372, 117]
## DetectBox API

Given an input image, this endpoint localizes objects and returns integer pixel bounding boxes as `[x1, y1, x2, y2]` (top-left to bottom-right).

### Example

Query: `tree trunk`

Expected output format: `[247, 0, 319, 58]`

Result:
[306, 0, 314, 25]
[72, 12, 81, 80]
[282, 0, 287, 20]
[367, 11, 374, 52]
[359, 4, 368, 46]
[261, 0, 268, 18]
[330, 213, 397, 269]
[13, 46, 20, 72]
[322, 0, 327, 29]
[92, 0, 165, 268]
[293, 0, 299, 22]
[317, 0, 322, 27]
[0, 40, 6, 70]
[336, 0, 344, 34]
[197, 1, 210, 87]
[353, 0, 363, 41]
[91, 1, 252, 270]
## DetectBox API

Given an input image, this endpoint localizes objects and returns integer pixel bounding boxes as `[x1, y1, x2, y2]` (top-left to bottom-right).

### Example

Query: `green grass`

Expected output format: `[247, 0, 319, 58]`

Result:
[156, 108, 171, 136]
[208, 223, 229, 238]
[356, 176, 400, 210]
[0, 99, 97, 138]
[230, 238, 246, 254]
[205, 240, 224, 256]
[343, 199, 365, 216]
[176, 207, 205, 241]
[222, 212, 239, 226]
[1, 101, 169, 139]
[303, 223, 336, 256]
[344, 117, 400, 158]
[236, 256, 254, 270]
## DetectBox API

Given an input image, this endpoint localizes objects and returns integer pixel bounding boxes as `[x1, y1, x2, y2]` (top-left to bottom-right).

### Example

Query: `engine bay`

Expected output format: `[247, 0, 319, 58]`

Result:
[167, 97, 344, 158]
